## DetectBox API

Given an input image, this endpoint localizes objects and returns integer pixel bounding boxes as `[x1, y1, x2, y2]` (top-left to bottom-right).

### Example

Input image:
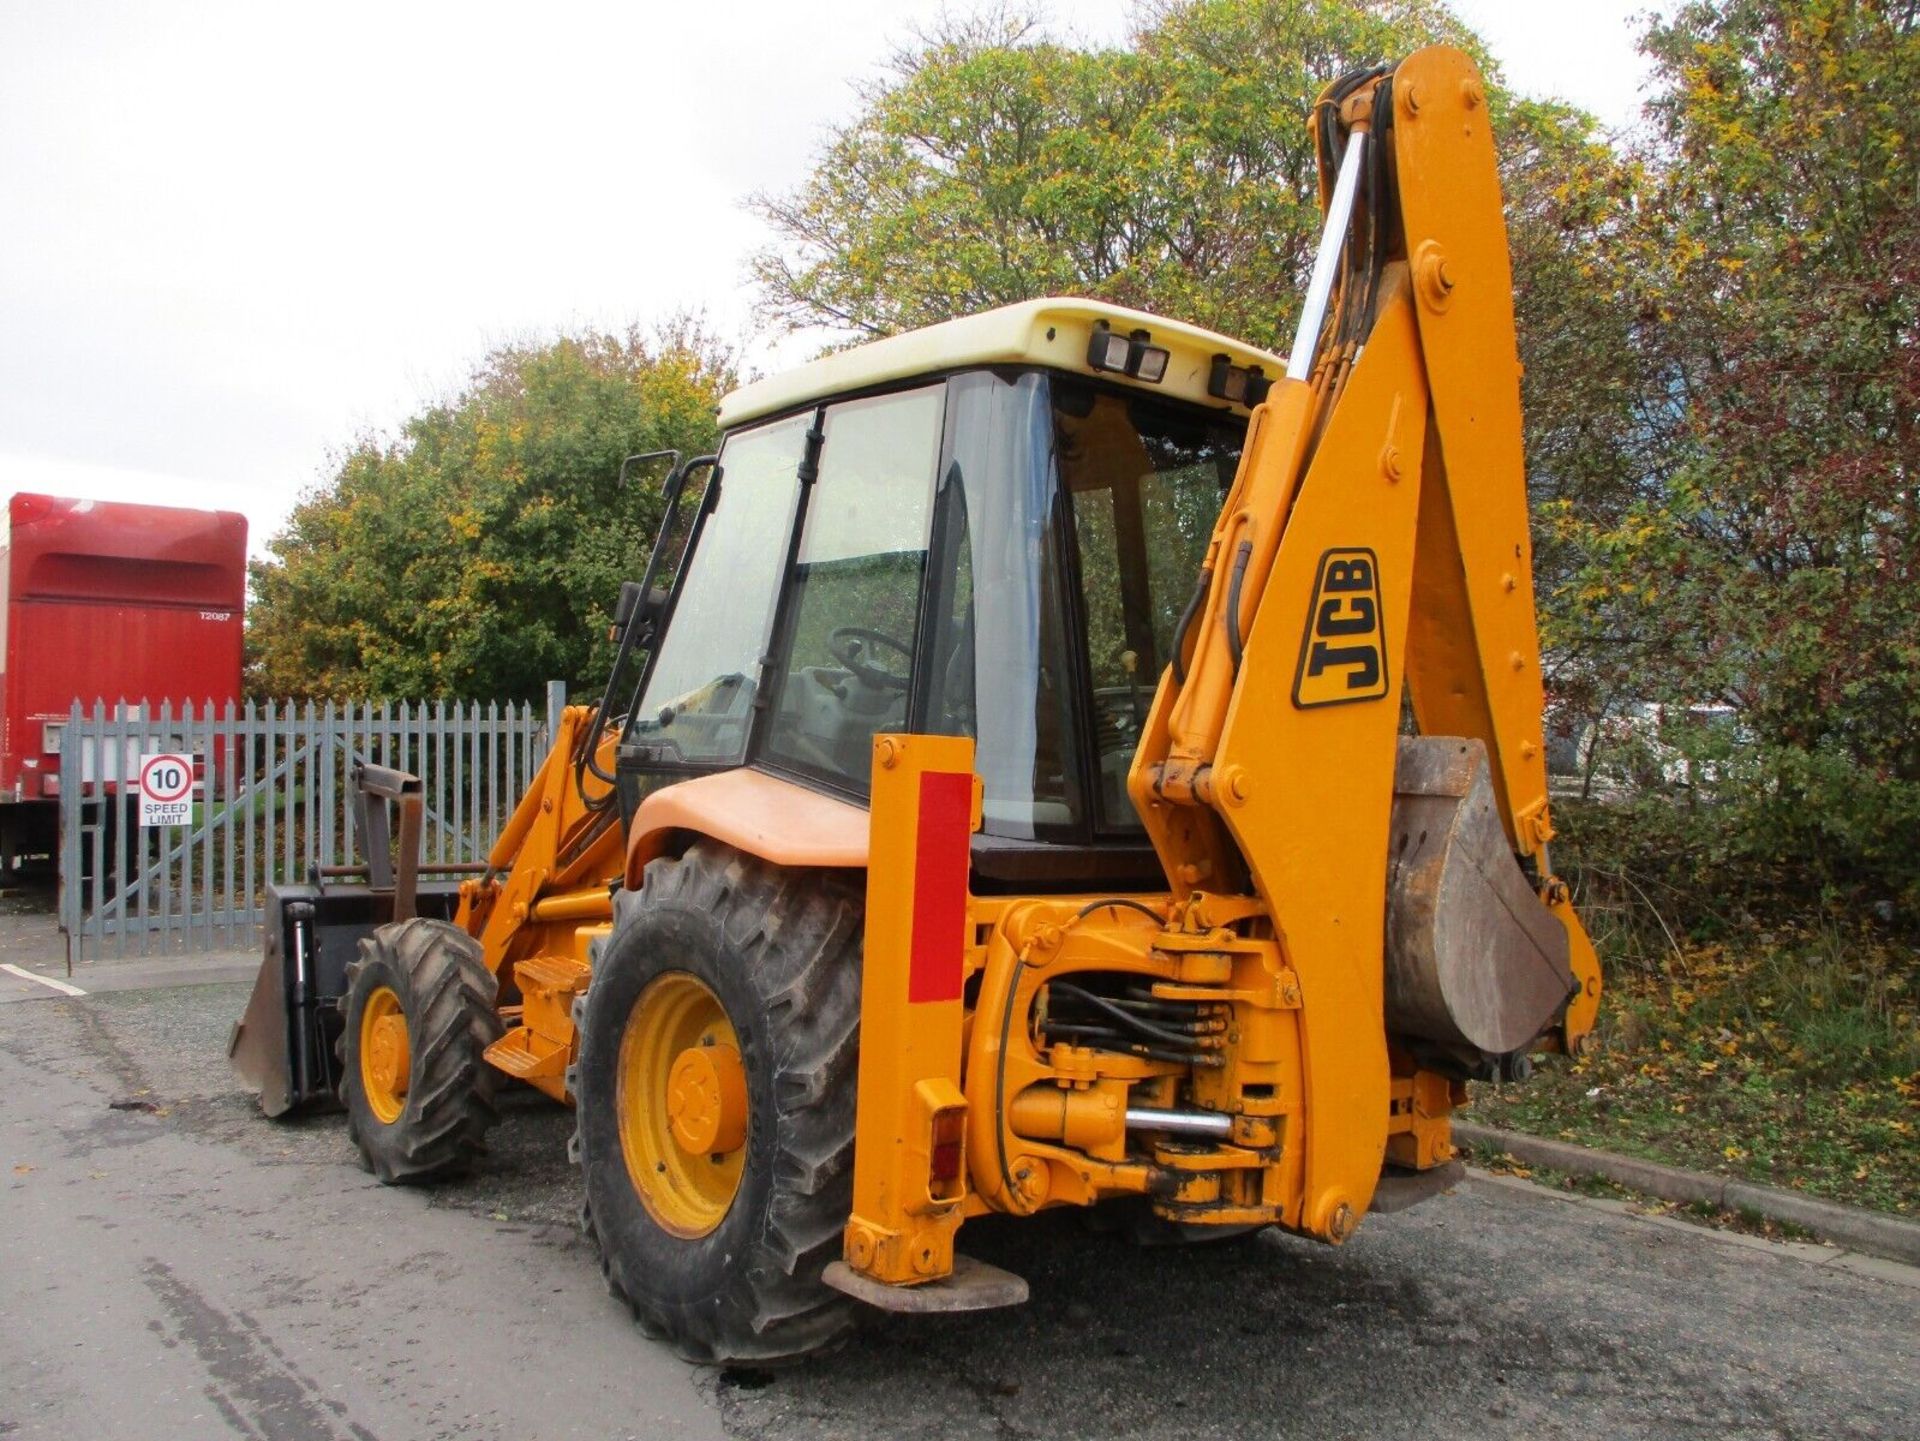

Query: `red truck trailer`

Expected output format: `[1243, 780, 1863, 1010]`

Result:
[0, 493, 247, 867]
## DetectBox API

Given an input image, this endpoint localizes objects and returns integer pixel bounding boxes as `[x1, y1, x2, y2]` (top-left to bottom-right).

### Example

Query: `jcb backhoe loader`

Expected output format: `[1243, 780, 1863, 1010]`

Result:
[233, 46, 1601, 1363]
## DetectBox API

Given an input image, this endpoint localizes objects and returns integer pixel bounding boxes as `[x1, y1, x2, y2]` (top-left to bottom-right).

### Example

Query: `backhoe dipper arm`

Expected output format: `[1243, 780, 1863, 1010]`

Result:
[1125, 47, 1601, 1235]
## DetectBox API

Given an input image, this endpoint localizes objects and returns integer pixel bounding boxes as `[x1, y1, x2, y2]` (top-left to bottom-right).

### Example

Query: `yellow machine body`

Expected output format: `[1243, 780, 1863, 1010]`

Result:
[444, 46, 1600, 1282]
[456, 704, 620, 1102]
[245, 45, 1602, 1345]
[836, 46, 1601, 1286]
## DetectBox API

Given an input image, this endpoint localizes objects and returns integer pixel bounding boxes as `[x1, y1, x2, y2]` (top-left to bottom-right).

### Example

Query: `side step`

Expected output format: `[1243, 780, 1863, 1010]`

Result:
[822, 1254, 1029, 1314]
[484, 1027, 568, 1080]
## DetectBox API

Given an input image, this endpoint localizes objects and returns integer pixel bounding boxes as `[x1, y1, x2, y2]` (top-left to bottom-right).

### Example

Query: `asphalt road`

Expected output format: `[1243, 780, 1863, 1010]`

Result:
[3, 965, 1916, 1441]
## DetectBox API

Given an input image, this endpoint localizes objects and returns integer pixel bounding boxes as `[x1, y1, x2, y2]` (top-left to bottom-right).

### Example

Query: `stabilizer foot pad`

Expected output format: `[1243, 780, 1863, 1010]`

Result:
[822, 1254, 1029, 1313]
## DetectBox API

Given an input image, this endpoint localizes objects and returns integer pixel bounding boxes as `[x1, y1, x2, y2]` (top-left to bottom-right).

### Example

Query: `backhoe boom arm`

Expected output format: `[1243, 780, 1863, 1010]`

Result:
[842, 49, 1605, 1297]
[1116, 46, 1601, 1233]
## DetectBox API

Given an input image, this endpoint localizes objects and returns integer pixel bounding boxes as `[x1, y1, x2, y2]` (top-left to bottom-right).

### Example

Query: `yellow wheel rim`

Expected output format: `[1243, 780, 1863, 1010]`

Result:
[617, 972, 749, 1238]
[359, 984, 411, 1125]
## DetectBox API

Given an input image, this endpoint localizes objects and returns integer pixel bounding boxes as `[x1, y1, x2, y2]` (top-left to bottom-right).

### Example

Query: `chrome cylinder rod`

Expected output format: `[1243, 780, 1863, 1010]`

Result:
[1125, 1106, 1233, 1138]
[1285, 129, 1369, 381]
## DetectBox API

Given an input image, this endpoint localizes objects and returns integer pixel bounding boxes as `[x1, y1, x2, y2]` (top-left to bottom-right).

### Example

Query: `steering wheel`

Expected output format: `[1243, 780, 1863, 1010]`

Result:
[829, 626, 913, 692]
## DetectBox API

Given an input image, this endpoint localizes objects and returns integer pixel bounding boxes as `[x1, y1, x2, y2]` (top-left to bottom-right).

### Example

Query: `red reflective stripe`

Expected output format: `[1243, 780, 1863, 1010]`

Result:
[907, 770, 970, 1004]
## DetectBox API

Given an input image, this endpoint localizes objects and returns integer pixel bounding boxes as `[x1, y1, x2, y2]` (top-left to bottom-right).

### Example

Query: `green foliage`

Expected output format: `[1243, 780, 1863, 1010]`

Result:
[1471, 921, 1919, 1214]
[754, 0, 1920, 916]
[1547, 0, 1920, 914]
[751, 1, 1581, 355]
[247, 322, 733, 701]
[1561, 764, 1920, 940]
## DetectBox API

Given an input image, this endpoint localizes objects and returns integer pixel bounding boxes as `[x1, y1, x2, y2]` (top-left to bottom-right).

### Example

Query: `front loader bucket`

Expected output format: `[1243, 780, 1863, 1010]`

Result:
[230, 880, 470, 1116]
[233, 760, 474, 1115]
[228, 886, 342, 1117]
[1384, 736, 1576, 1061]
[229, 944, 297, 1117]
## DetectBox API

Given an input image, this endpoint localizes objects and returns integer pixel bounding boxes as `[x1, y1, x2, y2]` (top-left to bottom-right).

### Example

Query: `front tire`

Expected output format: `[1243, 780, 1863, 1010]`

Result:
[573, 842, 862, 1364]
[340, 918, 504, 1184]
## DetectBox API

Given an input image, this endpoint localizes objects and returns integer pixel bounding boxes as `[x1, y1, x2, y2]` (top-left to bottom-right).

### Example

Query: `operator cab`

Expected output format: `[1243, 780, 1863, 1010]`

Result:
[616, 299, 1283, 890]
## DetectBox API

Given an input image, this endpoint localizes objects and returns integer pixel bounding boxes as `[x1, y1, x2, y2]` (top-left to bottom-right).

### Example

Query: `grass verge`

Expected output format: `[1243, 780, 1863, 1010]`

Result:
[1465, 1147, 1822, 1243]
[1468, 922, 1919, 1217]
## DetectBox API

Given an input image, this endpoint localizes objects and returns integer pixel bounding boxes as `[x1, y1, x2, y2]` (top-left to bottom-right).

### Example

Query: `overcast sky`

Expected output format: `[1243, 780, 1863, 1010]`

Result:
[0, 1, 1656, 558]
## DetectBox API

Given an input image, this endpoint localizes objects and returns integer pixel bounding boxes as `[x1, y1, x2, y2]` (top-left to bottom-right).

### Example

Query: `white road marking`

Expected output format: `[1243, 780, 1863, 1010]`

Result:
[0, 962, 87, 997]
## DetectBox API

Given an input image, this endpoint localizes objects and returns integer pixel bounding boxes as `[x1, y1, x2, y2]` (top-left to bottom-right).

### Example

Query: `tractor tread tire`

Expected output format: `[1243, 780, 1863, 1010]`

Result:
[341, 917, 504, 1185]
[572, 842, 862, 1365]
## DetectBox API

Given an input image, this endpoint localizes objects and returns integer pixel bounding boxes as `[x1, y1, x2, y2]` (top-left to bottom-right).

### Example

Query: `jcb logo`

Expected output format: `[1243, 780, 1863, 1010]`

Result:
[1292, 548, 1388, 708]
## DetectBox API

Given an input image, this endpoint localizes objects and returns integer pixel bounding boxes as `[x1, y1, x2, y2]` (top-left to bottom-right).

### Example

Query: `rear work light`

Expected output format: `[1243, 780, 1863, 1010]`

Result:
[1207, 353, 1273, 407]
[1086, 323, 1170, 384]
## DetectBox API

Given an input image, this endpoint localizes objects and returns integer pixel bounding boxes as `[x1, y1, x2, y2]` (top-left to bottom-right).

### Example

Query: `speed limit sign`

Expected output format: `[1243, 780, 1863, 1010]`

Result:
[138, 752, 194, 826]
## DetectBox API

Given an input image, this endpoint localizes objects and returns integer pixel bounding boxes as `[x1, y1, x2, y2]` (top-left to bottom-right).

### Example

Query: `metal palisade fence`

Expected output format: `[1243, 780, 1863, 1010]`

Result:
[57, 689, 561, 960]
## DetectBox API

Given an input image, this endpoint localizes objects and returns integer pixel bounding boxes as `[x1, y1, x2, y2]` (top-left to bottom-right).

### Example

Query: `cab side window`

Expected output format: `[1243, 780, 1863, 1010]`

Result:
[1057, 382, 1242, 829]
[762, 386, 945, 791]
[630, 414, 810, 767]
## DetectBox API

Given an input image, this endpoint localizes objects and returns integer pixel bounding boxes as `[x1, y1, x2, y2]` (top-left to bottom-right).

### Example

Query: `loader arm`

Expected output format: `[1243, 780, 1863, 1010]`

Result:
[457, 703, 624, 965]
[449, 704, 625, 1100]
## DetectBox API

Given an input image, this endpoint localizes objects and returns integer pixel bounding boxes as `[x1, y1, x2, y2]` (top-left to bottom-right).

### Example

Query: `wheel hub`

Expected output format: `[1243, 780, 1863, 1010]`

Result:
[617, 972, 749, 1237]
[666, 1042, 748, 1156]
[358, 985, 412, 1124]
[369, 1015, 410, 1094]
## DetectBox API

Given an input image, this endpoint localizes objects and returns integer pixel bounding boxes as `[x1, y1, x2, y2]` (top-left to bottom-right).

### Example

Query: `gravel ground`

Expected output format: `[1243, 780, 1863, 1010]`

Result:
[6, 970, 1917, 1441]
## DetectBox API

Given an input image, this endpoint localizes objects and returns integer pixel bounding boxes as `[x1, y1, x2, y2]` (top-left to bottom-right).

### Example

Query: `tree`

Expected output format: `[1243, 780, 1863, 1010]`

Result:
[1547, 0, 1920, 906]
[247, 321, 734, 701]
[1645, 0, 1919, 758]
[750, 0, 1647, 681]
[753, 1, 1504, 352]
[753, 0, 1920, 911]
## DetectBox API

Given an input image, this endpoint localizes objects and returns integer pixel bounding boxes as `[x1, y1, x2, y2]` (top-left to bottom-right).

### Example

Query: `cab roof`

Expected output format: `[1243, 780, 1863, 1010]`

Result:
[717, 297, 1288, 429]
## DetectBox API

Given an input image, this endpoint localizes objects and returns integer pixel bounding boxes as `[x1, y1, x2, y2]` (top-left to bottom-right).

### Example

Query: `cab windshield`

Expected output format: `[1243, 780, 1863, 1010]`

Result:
[627, 413, 811, 768]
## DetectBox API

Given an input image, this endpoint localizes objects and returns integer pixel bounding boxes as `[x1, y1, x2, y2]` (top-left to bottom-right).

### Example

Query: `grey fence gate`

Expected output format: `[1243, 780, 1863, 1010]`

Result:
[57, 691, 558, 961]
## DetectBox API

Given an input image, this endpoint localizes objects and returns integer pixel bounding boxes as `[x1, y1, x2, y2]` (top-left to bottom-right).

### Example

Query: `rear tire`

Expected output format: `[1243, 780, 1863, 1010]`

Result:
[341, 918, 504, 1184]
[573, 842, 862, 1364]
